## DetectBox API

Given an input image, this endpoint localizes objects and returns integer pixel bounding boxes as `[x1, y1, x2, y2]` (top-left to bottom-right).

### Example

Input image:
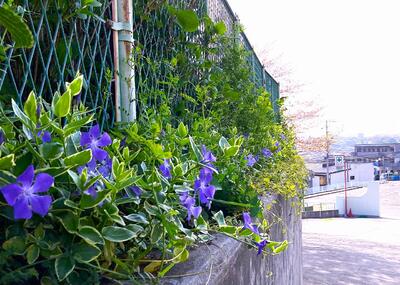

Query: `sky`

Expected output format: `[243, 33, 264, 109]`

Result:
[227, 0, 400, 137]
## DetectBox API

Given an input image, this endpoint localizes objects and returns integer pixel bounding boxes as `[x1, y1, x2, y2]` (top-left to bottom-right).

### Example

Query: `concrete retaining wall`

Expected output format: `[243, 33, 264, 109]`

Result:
[161, 195, 303, 285]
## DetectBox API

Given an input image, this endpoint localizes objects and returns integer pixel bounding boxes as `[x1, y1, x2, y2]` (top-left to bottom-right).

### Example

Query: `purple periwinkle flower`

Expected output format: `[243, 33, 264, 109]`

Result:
[201, 145, 216, 166]
[159, 159, 172, 179]
[80, 124, 112, 161]
[0, 165, 54, 220]
[280, 134, 286, 141]
[0, 130, 5, 145]
[37, 130, 51, 143]
[242, 212, 260, 235]
[194, 167, 216, 209]
[84, 186, 97, 199]
[179, 192, 202, 221]
[256, 239, 269, 255]
[129, 186, 142, 197]
[262, 148, 272, 159]
[246, 154, 257, 167]
[274, 141, 282, 153]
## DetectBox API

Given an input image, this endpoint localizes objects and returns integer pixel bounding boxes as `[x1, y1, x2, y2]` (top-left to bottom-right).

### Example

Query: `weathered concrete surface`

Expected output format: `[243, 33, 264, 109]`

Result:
[161, 195, 303, 285]
[303, 182, 400, 285]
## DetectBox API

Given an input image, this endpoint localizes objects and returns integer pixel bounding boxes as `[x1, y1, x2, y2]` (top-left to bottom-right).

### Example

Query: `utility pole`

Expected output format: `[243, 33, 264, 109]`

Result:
[326, 120, 330, 185]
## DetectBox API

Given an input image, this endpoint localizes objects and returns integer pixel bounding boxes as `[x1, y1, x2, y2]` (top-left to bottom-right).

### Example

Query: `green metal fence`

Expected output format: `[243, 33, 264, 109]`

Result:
[0, 0, 279, 127]
[0, 1, 115, 128]
[206, 0, 280, 114]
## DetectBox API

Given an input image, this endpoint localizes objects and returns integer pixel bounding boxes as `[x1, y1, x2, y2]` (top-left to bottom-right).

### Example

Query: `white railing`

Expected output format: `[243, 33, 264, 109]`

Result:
[306, 181, 370, 196]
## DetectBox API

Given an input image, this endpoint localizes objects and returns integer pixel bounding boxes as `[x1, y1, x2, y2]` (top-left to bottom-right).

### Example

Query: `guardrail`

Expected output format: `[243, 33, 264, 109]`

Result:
[306, 181, 370, 196]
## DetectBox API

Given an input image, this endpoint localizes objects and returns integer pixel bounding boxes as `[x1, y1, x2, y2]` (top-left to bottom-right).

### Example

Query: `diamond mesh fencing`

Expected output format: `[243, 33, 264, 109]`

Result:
[207, 0, 280, 115]
[0, 0, 279, 128]
[0, 0, 115, 129]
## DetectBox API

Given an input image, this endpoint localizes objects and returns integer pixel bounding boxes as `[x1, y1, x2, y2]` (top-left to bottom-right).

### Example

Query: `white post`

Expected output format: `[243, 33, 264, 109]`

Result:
[113, 0, 136, 122]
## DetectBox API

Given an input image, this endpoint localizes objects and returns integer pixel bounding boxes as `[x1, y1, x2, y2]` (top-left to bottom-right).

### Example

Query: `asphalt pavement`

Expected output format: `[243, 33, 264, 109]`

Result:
[303, 182, 400, 285]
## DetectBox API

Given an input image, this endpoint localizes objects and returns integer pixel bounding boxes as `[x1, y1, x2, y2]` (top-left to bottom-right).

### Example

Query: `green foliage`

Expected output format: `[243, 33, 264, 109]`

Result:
[0, 5, 33, 49]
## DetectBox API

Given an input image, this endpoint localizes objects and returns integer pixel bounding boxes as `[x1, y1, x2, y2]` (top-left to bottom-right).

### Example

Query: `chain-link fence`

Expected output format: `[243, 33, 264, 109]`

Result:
[0, 1, 115, 128]
[0, 0, 279, 127]
[206, 0, 280, 115]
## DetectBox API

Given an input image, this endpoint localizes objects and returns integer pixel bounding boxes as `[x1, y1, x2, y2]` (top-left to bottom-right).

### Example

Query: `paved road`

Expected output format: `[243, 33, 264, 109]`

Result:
[303, 182, 400, 285]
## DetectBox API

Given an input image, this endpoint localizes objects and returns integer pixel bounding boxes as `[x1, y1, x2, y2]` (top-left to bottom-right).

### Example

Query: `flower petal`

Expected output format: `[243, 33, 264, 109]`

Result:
[31, 173, 54, 193]
[92, 146, 108, 161]
[204, 185, 216, 200]
[13, 196, 32, 220]
[30, 195, 52, 217]
[89, 124, 101, 139]
[191, 206, 202, 219]
[199, 167, 213, 184]
[243, 212, 252, 225]
[42, 131, 51, 143]
[1, 184, 23, 206]
[80, 132, 91, 147]
[17, 165, 34, 188]
[97, 133, 112, 147]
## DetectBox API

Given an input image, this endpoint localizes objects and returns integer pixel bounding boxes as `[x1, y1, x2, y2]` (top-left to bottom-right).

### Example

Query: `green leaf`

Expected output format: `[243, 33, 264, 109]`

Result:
[219, 136, 230, 150]
[125, 224, 144, 237]
[124, 213, 149, 225]
[214, 21, 227, 35]
[72, 243, 101, 263]
[23, 91, 37, 123]
[102, 226, 136, 242]
[175, 9, 199, 32]
[26, 244, 40, 264]
[0, 6, 34, 48]
[55, 256, 75, 281]
[151, 223, 164, 244]
[80, 189, 108, 209]
[55, 89, 72, 118]
[12, 99, 34, 129]
[220, 225, 237, 235]
[189, 136, 202, 161]
[273, 240, 288, 254]
[177, 122, 188, 137]
[78, 226, 104, 245]
[213, 210, 226, 227]
[0, 154, 15, 170]
[64, 150, 92, 166]
[2, 236, 26, 255]
[39, 142, 64, 160]
[56, 210, 79, 234]
[66, 74, 84, 96]
[224, 146, 240, 157]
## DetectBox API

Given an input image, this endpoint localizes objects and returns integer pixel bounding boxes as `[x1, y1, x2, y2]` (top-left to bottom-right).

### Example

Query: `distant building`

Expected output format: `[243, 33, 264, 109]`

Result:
[351, 143, 400, 176]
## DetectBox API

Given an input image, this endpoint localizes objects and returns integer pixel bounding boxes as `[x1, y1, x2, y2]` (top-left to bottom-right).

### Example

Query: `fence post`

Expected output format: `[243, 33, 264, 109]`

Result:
[112, 0, 136, 122]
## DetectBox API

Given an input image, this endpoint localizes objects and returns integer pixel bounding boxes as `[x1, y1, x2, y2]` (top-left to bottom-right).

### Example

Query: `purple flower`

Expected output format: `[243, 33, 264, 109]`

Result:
[179, 192, 202, 221]
[84, 186, 97, 199]
[129, 186, 142, 197]
[36, 105, 41, 119]
[262, 148, 272, 159]
[201, 145, 216, 166]
[37, 130, 51, 143]
[246, 154, 257, 167]
[120, 137, 127, 148]
[280, 134, 286, 141]
[0, 165, 53, 220]
[243, 133, 249, 139]
[0, 130, 5, 145]
[274, 142, 282, 153]
[194, 167, 216, 209]
[256, 239, 269, 255]
[80, 124, 112, 161]
[242, 212, 259, 235]
[98, 155, 112, 178]
[159, 159, 172, 179]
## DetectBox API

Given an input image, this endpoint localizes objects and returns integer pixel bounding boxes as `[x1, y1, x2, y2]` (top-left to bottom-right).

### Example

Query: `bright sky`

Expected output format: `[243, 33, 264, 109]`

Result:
[228, 0, 400, 136]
